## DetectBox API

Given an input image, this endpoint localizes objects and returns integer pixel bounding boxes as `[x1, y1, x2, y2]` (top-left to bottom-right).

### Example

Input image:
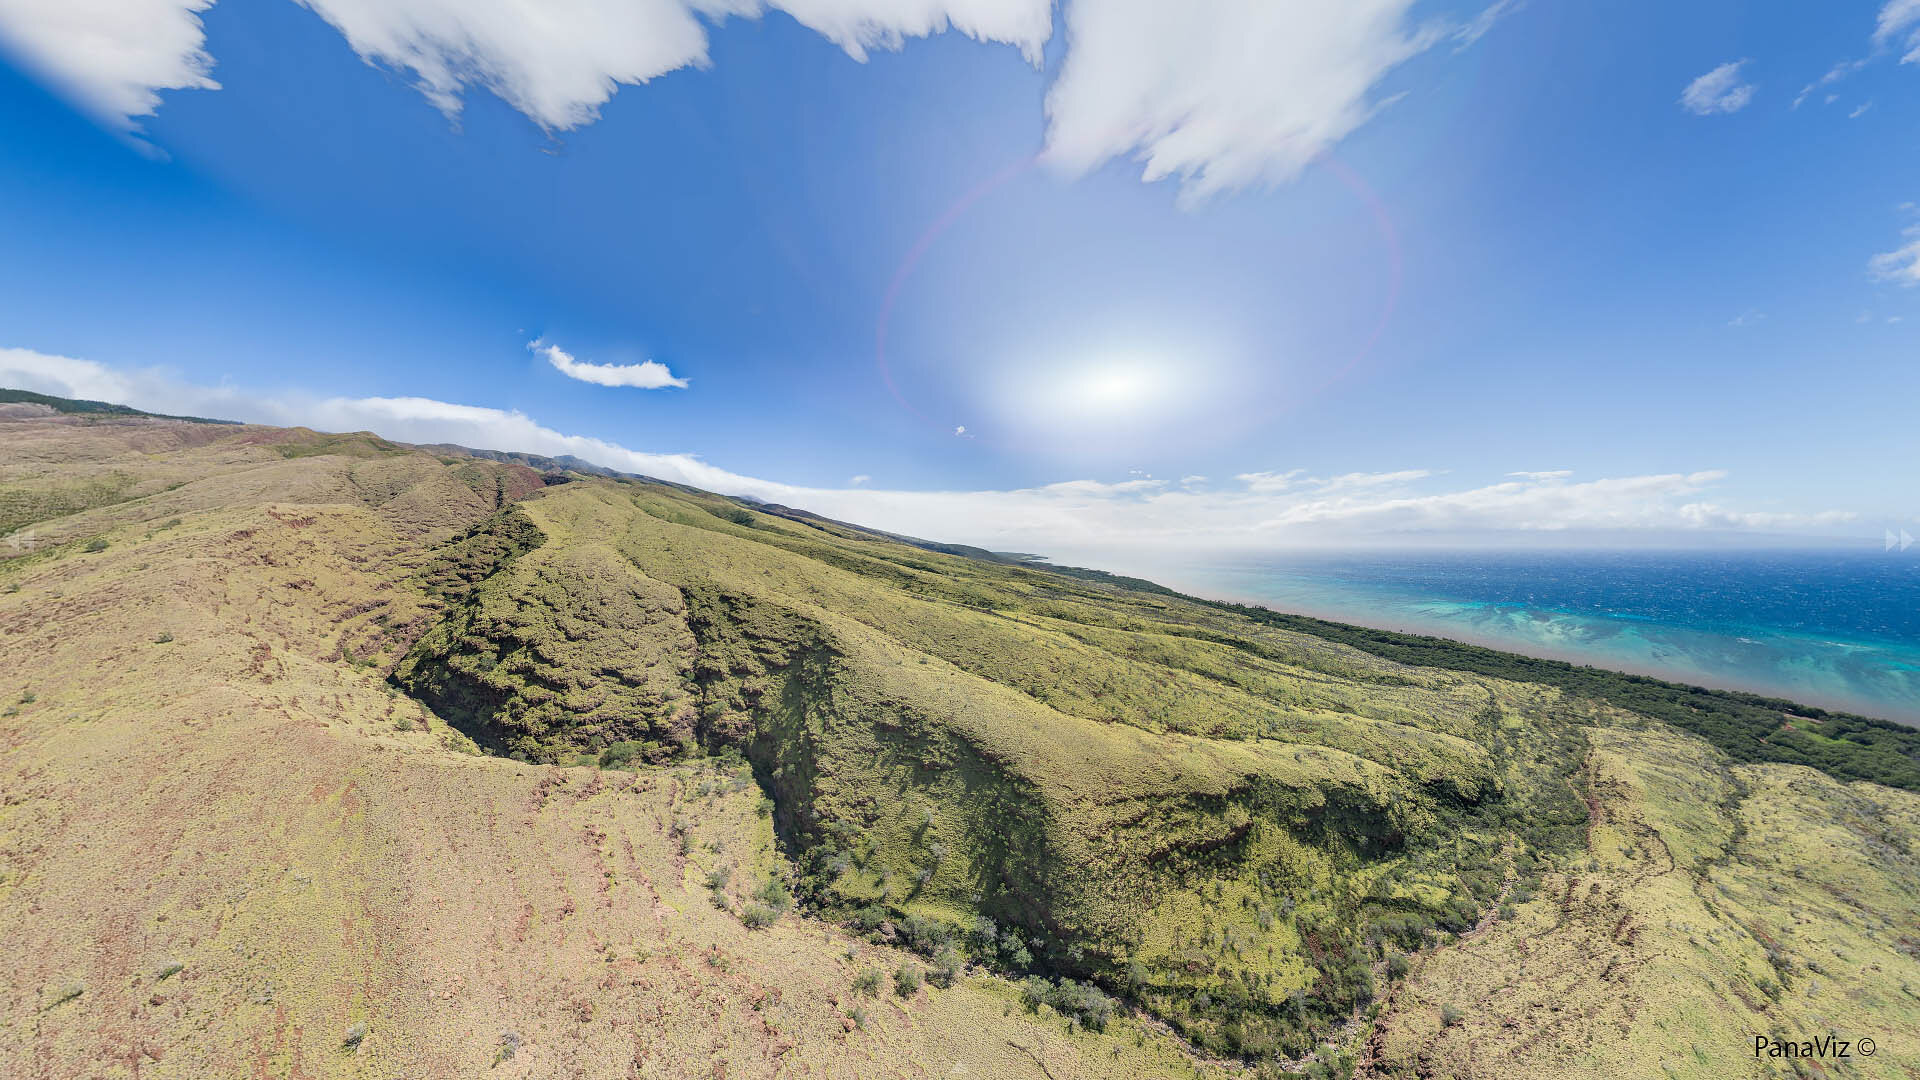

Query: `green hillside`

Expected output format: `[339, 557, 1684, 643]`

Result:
[385, 470, 1918, 1069]
[3, 409, 1916, 1080]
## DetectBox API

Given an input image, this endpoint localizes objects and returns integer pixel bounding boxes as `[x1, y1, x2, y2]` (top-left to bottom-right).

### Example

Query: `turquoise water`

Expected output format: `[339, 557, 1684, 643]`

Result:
[1173, 550, 1920, 724]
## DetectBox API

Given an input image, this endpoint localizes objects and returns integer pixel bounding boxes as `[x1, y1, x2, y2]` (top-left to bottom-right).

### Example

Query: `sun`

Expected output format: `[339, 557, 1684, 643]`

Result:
[974, 337, 1238, 456]
[1048, 355, 1182, 424]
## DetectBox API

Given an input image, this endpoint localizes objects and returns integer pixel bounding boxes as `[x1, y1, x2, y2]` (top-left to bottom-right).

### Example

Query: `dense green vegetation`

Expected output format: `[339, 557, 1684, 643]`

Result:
[412, 505, 548, 601]
[382, 481, 1614, 1066]
[393, 506, 710, 762]
[0, 387, 236, 424]
[1205, 603, 1920, 791]
[378, 468, 1915, 1070]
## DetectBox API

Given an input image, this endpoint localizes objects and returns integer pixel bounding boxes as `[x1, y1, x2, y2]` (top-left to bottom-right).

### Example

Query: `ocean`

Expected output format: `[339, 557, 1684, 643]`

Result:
[1173, 549, 1920, 725]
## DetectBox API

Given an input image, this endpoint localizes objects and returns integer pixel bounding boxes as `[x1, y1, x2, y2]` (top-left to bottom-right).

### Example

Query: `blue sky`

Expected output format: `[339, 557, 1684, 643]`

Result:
[0, 0, 1916, 569]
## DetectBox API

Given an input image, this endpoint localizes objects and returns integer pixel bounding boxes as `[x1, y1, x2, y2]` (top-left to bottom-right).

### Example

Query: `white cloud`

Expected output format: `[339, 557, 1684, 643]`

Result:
[0, 0, 1511, 202]
[1, 347, 1854, 565]
[1727, 309, 1765, 327]
[1792, 3, 1920, 107]
[1451, 0, 1519, 50]
[0, 346, 139, 402]
[1877, 0, 1920, 62]
[1316, 469, 1433, 491]
[1506, 469, 1570, 480]
[849, 474, 871, 485]
[1793, 58, 1866, 108]
[1869, 220, 1920, 286]
[1679, 60, 1755, 116]
[1849, 100, 1874, 118]
[0, 0, 219, 134]
[0, 0, 1052, 134]
[289, 0, 1053, 131]
[1236, 469, 1304, 493]
[1042, 0, 1500, 205]
[533, 340, 687, 389]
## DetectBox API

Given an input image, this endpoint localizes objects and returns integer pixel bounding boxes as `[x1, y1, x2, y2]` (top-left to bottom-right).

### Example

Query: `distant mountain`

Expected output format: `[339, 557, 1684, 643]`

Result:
[0, 387, 240, 425]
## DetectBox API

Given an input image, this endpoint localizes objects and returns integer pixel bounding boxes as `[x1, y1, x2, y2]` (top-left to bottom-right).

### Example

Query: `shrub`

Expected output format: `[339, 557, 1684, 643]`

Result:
[155, 961, 184, 982]
[752, 877, 792, 910]
[741, 903, 778, 929]
[495, 1031, 521, 1064]
[893, 964, 922, 998]
[898, 913, 954, 956]
[18, 691, 34, 704]
[342, 1022, 368, 1049]
[704, 864, 732, 891]
[847, 904, 890, 933]
[1440, 1004, 1465, 1027]
[598, 740, 648, 768]
[852, 969, 882, 998]
[1044, 980, 1116, 1032]
[1014, 976, 1116, 1031]
[928, 946, 962, 988]
[82, 538, 108, 553]
[153, 632, 174, 644]
[1000, 932, 1033, 969]
[1386, 952, 1411, 979]
[971, 916, 998, 950]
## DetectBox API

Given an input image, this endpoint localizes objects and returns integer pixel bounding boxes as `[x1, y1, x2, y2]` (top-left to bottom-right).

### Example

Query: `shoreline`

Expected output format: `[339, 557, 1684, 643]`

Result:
[1049, 561, 1920, 731]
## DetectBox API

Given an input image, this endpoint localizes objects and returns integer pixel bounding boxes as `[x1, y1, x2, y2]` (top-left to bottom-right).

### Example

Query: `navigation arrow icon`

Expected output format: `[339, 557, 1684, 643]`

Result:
[1891, 528, 1901, 552]
[1904, 529, 1915, 552]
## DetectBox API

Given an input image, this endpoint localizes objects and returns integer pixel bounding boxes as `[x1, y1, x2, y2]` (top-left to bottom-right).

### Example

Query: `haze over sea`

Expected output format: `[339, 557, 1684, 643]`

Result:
[1174, 549, 1920, 725]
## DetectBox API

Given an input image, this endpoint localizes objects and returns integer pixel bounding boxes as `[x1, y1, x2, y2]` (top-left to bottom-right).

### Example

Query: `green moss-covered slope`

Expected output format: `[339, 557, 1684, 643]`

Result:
[389, 480, 1603, 1060]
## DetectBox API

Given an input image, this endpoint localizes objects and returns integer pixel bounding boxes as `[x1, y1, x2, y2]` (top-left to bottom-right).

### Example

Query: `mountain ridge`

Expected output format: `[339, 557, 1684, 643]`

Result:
[2, 401, 1915, 1079]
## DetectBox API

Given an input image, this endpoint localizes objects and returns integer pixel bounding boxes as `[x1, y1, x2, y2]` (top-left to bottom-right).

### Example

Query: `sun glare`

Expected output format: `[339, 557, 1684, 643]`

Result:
[1076, 363, 1159, 413]
[977, 343, 1229, 454]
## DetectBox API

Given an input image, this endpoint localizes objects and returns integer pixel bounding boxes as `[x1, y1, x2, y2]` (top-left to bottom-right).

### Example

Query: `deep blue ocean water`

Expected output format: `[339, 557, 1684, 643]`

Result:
[1175, 550, 1920, 724]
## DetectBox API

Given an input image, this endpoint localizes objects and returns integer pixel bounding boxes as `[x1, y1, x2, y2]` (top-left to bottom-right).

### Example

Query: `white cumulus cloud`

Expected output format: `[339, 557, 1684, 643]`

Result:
[1041, 0, 1509, 204]
[0, 0, 1512, 202]
[288, 0, 1053, 131]
[1679, 60, 1755, 115]
[0, 0, 219, 134]
[0, 347, 1859, 570]
[533, 340, 687, 389]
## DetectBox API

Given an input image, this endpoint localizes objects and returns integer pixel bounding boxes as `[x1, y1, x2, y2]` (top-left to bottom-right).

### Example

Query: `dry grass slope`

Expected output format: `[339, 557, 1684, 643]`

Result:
[0, 415, 1217, 1079]
[2, 409, 1915, 1080]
